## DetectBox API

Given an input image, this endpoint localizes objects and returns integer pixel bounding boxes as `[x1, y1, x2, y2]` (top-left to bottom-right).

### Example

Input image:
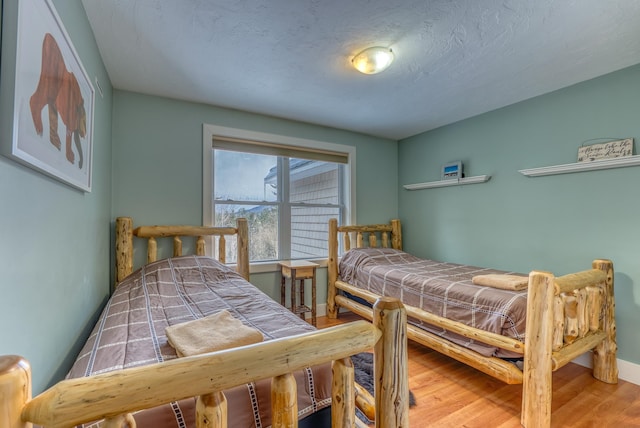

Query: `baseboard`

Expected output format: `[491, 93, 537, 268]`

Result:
[572, 352, 640, 386]
[317, 303, 327, 318]
[302, 303, 327, 321]
[301, 303, 357, 320]
[302, 303, 356, 321]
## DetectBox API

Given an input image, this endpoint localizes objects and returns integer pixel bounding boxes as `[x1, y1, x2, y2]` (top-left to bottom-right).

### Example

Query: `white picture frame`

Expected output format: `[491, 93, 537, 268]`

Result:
[441, 161, 463, 180]
[7, 0, 94, 192]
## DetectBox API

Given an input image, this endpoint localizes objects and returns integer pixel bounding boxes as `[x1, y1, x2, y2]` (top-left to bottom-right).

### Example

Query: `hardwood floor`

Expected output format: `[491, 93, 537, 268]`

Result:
[317, 313, 640, 427]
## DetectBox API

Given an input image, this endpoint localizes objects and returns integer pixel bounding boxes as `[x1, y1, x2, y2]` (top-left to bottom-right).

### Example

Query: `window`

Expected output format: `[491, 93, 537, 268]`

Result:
[203, 125, 355, 265]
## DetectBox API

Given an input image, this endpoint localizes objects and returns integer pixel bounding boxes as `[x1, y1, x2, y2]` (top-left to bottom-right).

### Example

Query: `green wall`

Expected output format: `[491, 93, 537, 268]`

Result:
[0, 0, 112, 393]
[398, 64, 640, 365]
[111, 90, 398, 302]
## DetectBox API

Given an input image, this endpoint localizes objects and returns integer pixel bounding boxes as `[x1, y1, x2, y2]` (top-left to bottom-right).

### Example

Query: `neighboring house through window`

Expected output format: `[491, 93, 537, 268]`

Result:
[203, 124, 355, 266]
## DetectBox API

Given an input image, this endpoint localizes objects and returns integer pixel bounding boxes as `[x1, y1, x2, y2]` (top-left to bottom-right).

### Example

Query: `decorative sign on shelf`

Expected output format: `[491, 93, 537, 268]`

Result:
[577, 138, 633, 163]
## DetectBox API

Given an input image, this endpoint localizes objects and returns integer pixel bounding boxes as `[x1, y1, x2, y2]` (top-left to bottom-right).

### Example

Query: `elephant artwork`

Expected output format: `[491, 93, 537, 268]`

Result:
[29, 32, 87, 169]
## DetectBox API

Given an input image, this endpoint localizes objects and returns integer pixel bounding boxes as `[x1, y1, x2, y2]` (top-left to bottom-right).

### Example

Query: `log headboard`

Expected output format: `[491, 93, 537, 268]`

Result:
[327, 218, 402, 318]
[115, 217, 250, 284]
[328, 218, 402, 253]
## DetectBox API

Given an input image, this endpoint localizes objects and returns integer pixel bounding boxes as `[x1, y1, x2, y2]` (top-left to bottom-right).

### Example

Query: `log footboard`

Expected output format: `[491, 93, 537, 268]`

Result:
[327, 218, 618, 428]
[522, 260, 617, 427]
[1, 299, 409, 428]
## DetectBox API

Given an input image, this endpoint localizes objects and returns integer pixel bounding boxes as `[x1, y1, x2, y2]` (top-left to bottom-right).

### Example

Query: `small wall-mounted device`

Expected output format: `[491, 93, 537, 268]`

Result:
[441, 161, 463, 180]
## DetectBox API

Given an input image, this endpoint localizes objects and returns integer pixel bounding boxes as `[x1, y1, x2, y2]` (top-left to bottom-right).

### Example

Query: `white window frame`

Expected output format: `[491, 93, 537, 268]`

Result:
[202, 124, 356, 273]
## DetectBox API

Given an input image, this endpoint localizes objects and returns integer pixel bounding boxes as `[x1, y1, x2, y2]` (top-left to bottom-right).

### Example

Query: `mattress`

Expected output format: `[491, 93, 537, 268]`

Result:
[67, 255, 331, 427]
[338, 247, 528, 358]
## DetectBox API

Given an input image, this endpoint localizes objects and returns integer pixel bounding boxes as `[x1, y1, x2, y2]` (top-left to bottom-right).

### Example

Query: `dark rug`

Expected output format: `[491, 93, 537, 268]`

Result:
[352, 352, 416, 425]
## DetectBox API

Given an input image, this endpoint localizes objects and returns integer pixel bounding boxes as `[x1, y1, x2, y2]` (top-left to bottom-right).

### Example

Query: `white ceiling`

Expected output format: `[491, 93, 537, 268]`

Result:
[81, 0, 640, 140]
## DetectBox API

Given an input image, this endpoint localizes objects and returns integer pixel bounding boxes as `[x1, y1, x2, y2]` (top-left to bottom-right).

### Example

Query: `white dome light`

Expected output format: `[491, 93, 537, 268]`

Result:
[352, 47, 394, 75]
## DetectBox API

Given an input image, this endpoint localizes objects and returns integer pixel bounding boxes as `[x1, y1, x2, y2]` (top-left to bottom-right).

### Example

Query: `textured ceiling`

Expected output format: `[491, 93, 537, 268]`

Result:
[81, 0, 640, 140]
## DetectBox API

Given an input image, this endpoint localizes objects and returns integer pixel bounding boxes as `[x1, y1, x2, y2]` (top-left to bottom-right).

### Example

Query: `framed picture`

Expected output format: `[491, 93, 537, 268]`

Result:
[7, 0, 94, 192]
[441, 161, 463, 180]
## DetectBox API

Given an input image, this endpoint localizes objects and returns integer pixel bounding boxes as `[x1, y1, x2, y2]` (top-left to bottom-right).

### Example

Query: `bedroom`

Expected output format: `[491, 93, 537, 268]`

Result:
[1, 0, 640, 425]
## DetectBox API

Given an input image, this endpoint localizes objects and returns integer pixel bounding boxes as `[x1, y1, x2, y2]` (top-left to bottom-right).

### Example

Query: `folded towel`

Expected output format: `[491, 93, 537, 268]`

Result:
[471, 274, 529, 291]
[165, 310, 263, 357]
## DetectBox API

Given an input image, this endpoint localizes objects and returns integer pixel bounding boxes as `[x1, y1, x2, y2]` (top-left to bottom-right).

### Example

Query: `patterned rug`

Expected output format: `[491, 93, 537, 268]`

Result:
[352, 352, 416, 424]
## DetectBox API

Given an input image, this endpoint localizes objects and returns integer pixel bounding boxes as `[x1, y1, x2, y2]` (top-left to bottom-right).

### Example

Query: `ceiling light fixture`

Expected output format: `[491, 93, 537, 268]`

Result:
[351, 46, 394, 75]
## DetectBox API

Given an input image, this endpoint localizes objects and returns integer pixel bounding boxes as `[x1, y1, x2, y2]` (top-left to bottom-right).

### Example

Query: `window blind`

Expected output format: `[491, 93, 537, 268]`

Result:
[212, 136, 349, 164]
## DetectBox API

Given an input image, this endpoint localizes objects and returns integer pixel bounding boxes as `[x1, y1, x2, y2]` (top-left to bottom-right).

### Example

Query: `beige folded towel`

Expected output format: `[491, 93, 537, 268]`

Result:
[165, 310, 263, 357]
[471, 274, 529, 291]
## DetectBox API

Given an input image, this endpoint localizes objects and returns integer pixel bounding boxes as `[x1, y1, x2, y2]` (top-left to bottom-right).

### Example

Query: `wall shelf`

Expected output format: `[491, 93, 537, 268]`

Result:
[518, 155, 640, 177]
[403, 175, 491, 190]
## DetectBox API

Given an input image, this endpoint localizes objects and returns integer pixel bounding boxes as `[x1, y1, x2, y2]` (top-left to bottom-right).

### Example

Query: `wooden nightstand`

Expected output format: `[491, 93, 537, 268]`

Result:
[279, 260, 318, 326]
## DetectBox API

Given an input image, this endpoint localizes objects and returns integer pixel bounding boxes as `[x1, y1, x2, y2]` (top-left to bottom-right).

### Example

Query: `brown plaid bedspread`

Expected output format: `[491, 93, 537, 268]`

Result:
[67, 256, 331, 428]
[339, 248, 528, 358]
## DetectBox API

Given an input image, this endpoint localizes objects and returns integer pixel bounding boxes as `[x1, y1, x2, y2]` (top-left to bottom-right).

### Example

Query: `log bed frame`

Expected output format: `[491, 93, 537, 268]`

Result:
[327, 218, 619, 428]
[0, 217, 410, 428]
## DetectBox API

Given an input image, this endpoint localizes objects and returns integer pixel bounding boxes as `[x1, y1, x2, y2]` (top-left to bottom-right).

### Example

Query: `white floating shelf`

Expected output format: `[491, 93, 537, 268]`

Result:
[518, 155, 640, 177]
[403, 175, 491, 190]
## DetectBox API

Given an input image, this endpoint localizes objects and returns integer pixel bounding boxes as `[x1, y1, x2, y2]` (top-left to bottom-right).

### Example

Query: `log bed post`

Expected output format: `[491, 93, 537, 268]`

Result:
[218, 235, 226, 264]
[173, 236, 183, 257]
[327, 218, 339, 319]
[236, 218, 250, 281]
[271, 373, 297, 427]
[196, 391, 227, 428]
[522, 271, 555, 428]
[373, 298, 409, 428]
[0, 355, 31, 428]
[391, 219, 402, 250]
[103, 413, 136, 427]
[147, 237, 158, 263]
[115, 217, 134, 284]
[332, 357, 356, 427]
[196, 236, 206, 256]
[592, 259, 618, 384]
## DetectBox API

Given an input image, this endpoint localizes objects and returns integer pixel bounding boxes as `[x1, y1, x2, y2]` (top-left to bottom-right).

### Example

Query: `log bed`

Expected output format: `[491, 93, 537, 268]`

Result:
[327, 218, 618, 428]
[0, 217, 410, 428]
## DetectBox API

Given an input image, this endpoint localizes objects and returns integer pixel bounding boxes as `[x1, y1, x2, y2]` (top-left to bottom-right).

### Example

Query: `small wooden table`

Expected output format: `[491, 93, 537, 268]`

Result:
[279, 260, 318, 326]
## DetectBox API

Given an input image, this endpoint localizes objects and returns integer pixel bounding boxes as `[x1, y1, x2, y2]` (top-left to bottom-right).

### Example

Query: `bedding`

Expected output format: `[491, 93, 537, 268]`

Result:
[338, 247, 527, 358]
[471, 273, 529, 290]
[165, 310, 264, 357]
[66, 255, 332, 427]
